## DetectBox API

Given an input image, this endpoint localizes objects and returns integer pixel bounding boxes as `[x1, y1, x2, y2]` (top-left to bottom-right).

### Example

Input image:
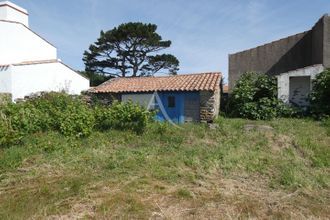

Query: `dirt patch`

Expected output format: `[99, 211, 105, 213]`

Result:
[244, 124, 274, 132]
[243, 124, 294, 152]
[46, 203, 96, 220]
[268, 133, 293, 152]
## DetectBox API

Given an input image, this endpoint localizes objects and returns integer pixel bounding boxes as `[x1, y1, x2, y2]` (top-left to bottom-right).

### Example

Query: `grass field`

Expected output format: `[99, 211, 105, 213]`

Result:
[0, 118, 329, 219]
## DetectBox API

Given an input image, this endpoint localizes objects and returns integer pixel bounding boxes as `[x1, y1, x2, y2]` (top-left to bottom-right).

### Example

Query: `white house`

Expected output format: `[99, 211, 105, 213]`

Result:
[0, 1, 89, 101]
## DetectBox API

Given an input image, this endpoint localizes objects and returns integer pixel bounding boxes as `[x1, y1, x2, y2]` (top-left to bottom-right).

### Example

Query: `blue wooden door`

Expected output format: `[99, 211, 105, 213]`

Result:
[155, 92, 184, 123]
[162, 93, 180, 123]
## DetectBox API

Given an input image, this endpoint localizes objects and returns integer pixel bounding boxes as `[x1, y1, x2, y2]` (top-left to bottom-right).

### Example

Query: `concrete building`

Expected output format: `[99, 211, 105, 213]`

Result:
[90, 72, 222, 123]
[0, 1, 89, 101]
[229, 14, 330, 107]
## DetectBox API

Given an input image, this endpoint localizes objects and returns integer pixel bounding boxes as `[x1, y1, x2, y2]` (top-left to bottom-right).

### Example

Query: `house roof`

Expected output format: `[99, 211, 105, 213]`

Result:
[91, 72, 222, 94]
[0, 59, 89, 80]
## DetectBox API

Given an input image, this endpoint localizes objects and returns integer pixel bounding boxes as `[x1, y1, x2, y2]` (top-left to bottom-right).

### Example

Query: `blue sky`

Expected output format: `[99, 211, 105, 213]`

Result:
[12, 0, 330, 81]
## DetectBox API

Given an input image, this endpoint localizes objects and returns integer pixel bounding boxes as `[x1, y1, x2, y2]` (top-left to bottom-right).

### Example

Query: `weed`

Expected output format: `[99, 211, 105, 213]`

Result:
[0, 118, 329, 219]
[176, 188, 193, 199]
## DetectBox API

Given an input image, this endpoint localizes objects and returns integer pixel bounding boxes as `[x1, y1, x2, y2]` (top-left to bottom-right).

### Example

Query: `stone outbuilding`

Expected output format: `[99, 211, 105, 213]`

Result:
[229, 14, 330, 108]
[89, 72, 222, 123]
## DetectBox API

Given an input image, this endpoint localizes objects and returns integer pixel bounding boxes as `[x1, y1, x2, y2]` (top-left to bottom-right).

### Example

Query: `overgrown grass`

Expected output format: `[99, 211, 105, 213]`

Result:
[0, 118, 329, 219]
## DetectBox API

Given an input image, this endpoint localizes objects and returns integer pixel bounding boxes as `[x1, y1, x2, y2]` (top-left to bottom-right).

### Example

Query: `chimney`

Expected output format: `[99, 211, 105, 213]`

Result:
[0, 1, 28, 27]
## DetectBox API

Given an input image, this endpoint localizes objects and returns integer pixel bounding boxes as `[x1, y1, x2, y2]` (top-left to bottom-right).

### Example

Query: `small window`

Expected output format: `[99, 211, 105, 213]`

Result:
[168, 96, 175, 108]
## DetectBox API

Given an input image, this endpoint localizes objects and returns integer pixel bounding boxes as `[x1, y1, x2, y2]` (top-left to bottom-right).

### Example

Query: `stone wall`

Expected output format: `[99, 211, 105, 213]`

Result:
[199, 90, 220, 122]
[229, 14, 329, 91]
[83, 92, 121, 105]
[0, 93, 12, 105]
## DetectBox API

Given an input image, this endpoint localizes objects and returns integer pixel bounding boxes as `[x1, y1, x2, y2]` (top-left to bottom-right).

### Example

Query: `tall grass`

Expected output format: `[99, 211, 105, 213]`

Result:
[0, 118, 329, 219]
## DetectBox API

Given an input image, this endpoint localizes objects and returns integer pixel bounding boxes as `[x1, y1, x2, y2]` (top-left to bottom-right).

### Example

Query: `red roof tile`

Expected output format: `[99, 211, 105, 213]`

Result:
[91, 72, 222, 93]
[223, 85, 228, 93]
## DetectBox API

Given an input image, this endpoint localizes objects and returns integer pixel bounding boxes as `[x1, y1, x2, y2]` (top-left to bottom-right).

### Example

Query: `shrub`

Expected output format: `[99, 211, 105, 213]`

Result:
[0, 112, 19, 147]
[29, 92, 95, 137]
[58, 102, 95, 137]
[27, 92, 78, 130]
[228, 72, 295, 120]
[0, 92, 152, 142]
[99, 101, 153, 134]
[3, 102, 46, 135]
[2, 92, 95, 138]
[310, 69, 330, 118]
[93, 105, 113, 130]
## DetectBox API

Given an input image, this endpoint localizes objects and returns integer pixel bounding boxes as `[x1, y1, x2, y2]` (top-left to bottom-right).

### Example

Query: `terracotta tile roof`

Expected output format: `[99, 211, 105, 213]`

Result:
[91, 72, 222, 94]
[223, 84, 228, 93]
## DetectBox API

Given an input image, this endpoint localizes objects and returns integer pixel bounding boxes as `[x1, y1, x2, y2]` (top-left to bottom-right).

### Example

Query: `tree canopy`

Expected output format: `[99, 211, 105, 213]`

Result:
[83, 22, 179, 80]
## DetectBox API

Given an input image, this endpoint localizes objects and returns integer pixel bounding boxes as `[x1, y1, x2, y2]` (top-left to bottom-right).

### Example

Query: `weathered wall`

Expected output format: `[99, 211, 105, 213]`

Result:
[199, 90, 220, 122]
[276, 64, 324, 104]
[312, 15, 324, 65]
[323, 16, 330, 68]
[84, 92, 121, 105]
[122, 93, 153, 108]
[213, 89, 220, 117]
[184, 93, 200, 122]
[229, 15, 329, 91]
[289, 76, 311, 107]
[89, 90, 220, 123]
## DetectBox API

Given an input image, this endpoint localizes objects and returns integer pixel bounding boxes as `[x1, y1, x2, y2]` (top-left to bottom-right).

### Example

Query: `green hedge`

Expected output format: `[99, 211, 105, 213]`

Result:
[0, 92, 153, 147]
[0, 112, 19, 147]
[94, 101, 153, 134]
[310, 69, 330, 118]
[227, 72, 295, 120]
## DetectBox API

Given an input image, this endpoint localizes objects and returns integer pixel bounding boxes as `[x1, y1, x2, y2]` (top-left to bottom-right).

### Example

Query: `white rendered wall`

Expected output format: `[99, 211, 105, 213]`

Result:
[0, 21, 57, 64]
[122, 93, 154, 108]
[0, 65, 11, 93]
[0, 2, 29, 27]
[11, 62, 89, 101]
[277, 64, 324, 104]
